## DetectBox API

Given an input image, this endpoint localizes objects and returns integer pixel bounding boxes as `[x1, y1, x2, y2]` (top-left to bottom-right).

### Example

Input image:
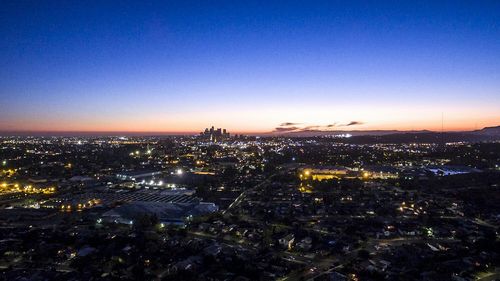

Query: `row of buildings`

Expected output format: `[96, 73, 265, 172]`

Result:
[298, 165, 482, 181]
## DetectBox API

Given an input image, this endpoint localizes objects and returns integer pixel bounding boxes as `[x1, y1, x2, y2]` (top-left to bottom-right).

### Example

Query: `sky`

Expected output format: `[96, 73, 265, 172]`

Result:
[1, 0, 499, 134]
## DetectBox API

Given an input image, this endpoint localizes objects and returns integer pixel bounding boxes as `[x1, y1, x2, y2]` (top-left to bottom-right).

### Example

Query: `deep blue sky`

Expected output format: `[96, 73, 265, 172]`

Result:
[1, 1, 499, 132]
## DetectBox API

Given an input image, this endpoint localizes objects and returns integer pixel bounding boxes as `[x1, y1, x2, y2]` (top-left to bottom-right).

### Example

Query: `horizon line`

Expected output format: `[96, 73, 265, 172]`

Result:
[0, 126, 495, 137]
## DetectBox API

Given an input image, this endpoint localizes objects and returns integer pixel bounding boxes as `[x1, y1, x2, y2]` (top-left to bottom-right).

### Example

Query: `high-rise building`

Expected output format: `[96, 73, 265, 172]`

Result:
[199, 126, 230, 142]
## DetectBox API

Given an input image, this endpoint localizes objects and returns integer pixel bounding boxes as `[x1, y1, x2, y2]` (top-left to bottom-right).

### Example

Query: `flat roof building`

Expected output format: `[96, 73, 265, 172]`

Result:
[116, 170, 163, 181]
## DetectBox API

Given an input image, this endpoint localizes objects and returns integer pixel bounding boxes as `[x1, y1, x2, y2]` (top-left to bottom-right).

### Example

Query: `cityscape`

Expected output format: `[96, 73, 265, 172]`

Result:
[1, 1, 500, 281]
[0, 129, 499, 280]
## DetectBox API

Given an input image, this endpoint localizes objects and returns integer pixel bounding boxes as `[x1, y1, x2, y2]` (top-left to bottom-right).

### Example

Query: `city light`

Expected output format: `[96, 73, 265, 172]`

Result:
[0, 0, 498, 275]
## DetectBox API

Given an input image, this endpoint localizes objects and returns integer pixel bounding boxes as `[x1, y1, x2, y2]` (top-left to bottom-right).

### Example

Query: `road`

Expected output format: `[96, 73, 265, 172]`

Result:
[223, 170, 285, 214]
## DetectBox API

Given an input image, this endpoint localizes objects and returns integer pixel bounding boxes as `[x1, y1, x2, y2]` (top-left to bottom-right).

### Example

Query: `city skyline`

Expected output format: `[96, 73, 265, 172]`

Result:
[1, 1, 500, 134]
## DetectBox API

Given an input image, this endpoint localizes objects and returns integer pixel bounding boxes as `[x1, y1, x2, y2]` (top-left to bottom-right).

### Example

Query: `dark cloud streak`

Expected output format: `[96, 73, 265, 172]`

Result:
[273, 126, 300, 132]
[345, 121, 363, 126]
[280, 122, 301, 126]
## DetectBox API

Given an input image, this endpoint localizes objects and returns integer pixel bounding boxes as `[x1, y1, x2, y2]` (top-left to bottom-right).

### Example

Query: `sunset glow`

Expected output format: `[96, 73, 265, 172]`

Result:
[1, 1, 499, 134]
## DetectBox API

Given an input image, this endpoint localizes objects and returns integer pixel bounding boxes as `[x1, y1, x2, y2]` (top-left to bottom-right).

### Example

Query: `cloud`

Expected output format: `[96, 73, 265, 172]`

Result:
[302, 125, 322, 130]
[298, 129, 325, 133]
[345, 121, 364, 126]
[280, 122, 301, 126]
[273, 126, 300, 132]
[337, 121, 364, 127]
[326, 123, 337, 128]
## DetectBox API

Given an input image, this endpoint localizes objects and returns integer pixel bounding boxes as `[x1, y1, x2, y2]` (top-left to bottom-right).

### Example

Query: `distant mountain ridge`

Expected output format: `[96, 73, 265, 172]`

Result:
[271, 126, 499, 137]
[472, 126, 500, 136]
[273, 129, 433, 137]
[266, 126, 500, 143]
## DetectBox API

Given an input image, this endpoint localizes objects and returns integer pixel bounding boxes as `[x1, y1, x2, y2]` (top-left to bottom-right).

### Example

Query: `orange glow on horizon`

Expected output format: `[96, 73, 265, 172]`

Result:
[1, 105, 498, 134]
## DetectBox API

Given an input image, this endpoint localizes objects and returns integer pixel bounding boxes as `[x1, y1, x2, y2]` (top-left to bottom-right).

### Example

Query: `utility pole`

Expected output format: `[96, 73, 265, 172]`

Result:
[441, 112, 444, 146]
